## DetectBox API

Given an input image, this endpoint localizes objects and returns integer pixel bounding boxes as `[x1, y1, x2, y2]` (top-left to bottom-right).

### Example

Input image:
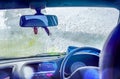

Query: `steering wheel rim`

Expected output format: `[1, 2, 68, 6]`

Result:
[60, 47, 100, 79]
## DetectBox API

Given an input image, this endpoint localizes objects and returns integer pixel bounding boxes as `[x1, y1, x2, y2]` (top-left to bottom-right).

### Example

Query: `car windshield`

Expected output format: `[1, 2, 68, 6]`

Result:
[0, 7, 119, 58]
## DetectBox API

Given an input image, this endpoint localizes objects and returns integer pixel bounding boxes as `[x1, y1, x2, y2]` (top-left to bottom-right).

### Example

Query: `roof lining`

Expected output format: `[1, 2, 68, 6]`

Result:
[0, 0, 119, 10]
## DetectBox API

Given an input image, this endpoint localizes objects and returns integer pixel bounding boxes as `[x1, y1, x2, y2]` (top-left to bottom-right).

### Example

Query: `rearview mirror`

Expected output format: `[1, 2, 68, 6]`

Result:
[20, 15, 58, 27]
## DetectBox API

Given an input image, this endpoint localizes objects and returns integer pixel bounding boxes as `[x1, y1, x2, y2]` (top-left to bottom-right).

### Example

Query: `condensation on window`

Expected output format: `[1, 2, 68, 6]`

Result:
[0, 7, 119, 57]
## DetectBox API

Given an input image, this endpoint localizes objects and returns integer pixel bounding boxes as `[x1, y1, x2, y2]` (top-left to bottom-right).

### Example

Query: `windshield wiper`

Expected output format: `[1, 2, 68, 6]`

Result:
[0, 57, 19, 60]
[0, 53, 66, 60]
[31, 53, 65, 57]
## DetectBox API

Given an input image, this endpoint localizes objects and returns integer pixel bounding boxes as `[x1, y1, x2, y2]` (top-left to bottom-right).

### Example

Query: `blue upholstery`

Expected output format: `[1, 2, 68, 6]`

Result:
[100, 23, 120, 79]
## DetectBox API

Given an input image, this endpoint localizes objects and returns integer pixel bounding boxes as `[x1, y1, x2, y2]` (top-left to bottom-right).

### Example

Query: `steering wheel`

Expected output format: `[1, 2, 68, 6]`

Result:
[60, 47, 100, 79]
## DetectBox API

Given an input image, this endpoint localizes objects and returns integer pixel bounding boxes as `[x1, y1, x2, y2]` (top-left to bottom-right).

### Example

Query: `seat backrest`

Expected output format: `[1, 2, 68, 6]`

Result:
[100, 23, 120, 79]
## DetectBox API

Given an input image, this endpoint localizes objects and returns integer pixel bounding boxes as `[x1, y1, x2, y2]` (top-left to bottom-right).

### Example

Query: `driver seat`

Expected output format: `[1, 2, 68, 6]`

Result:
[70, 23, 120, 79]
[100, 22, 120, 79]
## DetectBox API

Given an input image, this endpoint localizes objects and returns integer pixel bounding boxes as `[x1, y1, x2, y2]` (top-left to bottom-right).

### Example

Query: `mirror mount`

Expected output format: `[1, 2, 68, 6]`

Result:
[35, 8, 44, 15]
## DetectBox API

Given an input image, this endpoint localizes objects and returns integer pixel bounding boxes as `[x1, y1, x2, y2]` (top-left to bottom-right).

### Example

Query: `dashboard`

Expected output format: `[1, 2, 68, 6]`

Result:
[0, 53, 99, 79]
[23, 62, 57, 79]
[0, 66, 13, 79]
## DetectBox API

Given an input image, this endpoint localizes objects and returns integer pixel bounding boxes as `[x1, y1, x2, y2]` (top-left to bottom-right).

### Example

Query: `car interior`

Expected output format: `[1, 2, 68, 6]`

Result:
[0, 0, 120, 79]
